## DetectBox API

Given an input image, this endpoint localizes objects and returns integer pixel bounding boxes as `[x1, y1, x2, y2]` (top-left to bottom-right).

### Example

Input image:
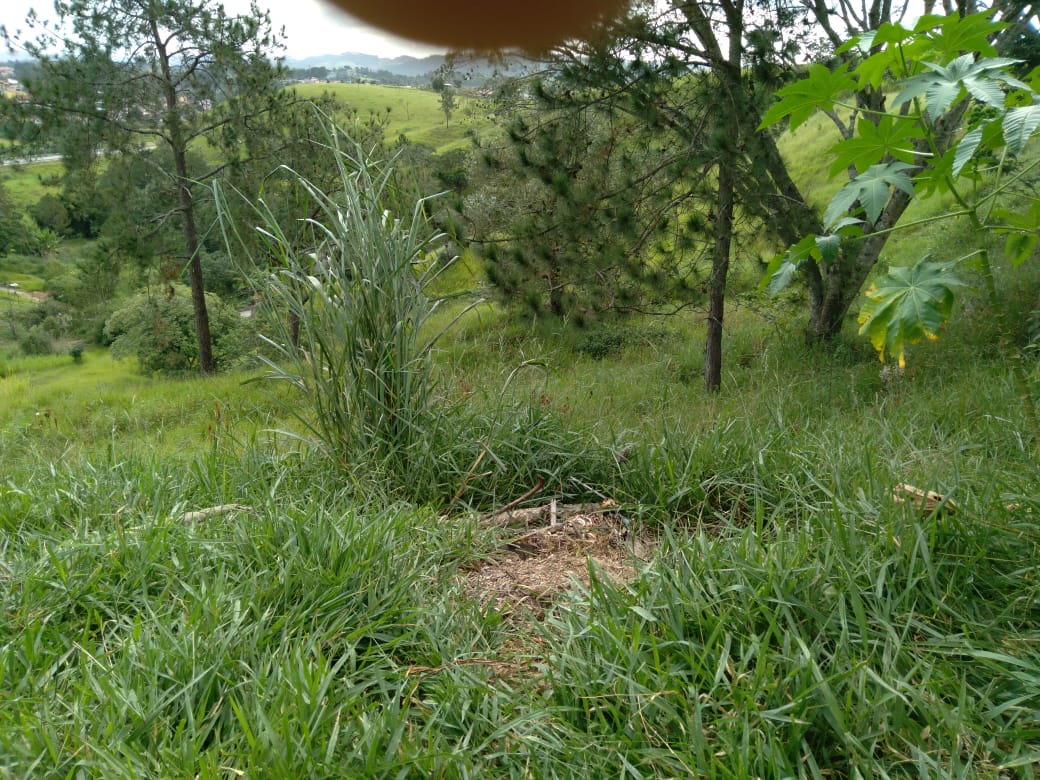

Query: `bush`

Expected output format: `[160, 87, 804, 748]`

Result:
[215, 114, 468, 481]
[31, 194, 71, 236]
[19, 298, 72, 339]
[200, 249, 248, 300]
[18, 325, 54, 356]
[104, 285, 250, 374]
[574, 328, 626, 360]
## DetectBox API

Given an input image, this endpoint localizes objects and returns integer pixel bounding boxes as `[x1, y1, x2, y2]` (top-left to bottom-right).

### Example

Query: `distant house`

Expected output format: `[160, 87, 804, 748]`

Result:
[2, 78, 25, 99]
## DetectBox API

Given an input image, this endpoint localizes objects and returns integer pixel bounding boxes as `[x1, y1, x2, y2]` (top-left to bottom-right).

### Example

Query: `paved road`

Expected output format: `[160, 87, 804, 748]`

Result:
[0, 287, 46, 302]
[1, 153, 62, 167]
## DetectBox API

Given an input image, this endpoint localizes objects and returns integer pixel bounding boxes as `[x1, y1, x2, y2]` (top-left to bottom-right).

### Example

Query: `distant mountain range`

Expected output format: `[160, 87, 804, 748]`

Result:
[284, 52, 446, 77]
[2, 49, 530, 80]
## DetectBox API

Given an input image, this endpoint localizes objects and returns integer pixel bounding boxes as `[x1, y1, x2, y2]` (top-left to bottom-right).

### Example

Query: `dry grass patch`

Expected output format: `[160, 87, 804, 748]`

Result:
[462, 501, 652, 620]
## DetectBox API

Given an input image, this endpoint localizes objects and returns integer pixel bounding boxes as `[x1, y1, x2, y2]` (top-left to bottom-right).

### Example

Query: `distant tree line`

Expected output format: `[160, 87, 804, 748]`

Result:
[284, 65, 435, 87]
[3, 0, 1039, 391]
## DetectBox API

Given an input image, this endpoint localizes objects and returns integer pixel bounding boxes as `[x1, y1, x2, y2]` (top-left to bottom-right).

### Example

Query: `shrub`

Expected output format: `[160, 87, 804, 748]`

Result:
[574, 328, 625, 360]
[215, 114, 469, 480]
[31, 194, 71, 236]
[18, 325, 54, 356]
[104, 284, 249, 374]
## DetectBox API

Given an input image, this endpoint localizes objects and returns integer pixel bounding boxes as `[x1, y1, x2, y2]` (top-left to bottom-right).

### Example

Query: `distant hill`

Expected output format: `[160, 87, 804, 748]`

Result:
[284, 51, 535, 82]
[284, 52, 445, 77]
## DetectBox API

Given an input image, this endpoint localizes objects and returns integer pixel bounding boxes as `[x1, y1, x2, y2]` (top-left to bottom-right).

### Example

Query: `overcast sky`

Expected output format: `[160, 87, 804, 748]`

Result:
[1, 0, 445, 60]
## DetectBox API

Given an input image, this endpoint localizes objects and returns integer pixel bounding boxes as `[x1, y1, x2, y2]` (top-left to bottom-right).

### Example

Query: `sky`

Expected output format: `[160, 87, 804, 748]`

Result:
[1, 0, 446, 60]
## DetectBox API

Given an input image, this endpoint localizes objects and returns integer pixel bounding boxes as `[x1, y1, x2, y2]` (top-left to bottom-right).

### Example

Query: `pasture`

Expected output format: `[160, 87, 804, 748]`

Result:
[1, 278, 1038, 776]
[293, 82, 490, 152]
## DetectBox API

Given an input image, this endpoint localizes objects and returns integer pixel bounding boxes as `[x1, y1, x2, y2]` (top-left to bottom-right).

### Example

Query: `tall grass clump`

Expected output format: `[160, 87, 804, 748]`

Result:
[217, 115, 467, 490]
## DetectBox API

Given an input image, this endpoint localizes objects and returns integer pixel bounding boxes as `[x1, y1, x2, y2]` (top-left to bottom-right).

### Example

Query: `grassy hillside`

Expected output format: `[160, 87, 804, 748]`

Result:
[1, 289, 1038, 776]
[1, 68, 1039, 779]
[292, 82, 492, 152]
[0, 160, 62, 208]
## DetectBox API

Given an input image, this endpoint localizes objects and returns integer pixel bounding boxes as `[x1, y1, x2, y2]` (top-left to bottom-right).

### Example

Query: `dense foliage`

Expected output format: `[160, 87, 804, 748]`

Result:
[104, 285, 248, 373]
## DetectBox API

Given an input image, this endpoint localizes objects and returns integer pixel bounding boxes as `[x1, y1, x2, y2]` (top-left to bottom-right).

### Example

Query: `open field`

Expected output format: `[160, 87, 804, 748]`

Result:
[293, 82, 491, 152]
[0, 160, 63, 207]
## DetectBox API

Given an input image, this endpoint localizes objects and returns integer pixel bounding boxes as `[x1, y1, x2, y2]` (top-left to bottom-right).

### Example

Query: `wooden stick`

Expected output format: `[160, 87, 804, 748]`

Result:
[480, 474, 545, 522]
[181, 504, 253, 523]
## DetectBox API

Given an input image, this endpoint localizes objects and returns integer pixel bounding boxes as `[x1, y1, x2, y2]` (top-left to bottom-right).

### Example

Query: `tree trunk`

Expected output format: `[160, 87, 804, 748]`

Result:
[705, 157, 735, 392]
[548, 265, 566, 316]
[699, 0, 744, 392]
[805, 180, 915, 342]
[156, 19, 215, 374]
[173, 153, 215, 373]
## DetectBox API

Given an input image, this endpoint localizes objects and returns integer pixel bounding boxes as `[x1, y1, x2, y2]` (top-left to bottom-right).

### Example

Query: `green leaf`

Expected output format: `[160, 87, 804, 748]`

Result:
[815, 233, 842, 265]
[857, 256, 965, 366]
[762, 234, 816, 296]
[914, 147, 956, 197]
[758, 64, 857, 131]
[825, 162, 916, 228]
[852, 22, 932, 86]
[1003, 104, 1040, 155]
[828, 115, 919, 176]
[950, 119, 1004, 180]
[836, 32, 871, 55]
[894, 55, 1023, 120]
[830, 216, 865, 232]
[630, 605, 657, 622]
[912, 14, 949, 34]
[952, 124, 985, 177]
[765, 260, 799, 296]
[992, 201, 1040, 265]
[1005, 232, 1039, 267]
[839, 22, 912, 55]
[930, 12, 1005, 61]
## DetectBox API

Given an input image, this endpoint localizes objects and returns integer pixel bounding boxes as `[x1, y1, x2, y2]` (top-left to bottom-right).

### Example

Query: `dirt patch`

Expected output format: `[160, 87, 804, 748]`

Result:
[405, 502, 655, 685]
[462, 501, 653, 620]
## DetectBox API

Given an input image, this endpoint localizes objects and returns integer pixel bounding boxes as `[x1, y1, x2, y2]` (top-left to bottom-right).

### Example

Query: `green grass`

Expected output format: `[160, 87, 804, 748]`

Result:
[0, 350, 296, 465]
[293, 82, 492, 152]
[1, 74, 1039, 779]
[0, 272, 46, 292]
[0, 161, 63, 207]
[1, 269, 1038, 775]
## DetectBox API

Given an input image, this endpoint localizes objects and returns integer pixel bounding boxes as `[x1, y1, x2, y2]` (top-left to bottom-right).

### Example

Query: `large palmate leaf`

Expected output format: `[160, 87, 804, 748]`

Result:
[927, 12, 1005, 61]
[838, 21, 914, 55]
[828, 115, 919, 176]
[762, 233, 849, 296]
[841, 23, 917, 87]
[857, 257, 965, 366]
[824, 162, 916, 227]
[1003, 104, 1040, 155]
[893, 54, 1024, 120]
[761, 234, 816, 296]
[758, 64, 857, 131]
[952, 118, 1005, 177]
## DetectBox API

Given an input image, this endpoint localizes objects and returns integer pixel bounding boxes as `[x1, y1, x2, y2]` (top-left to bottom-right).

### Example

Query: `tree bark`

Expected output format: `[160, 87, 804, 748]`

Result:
[155, 19, 215, 374]
[172, 147, 215, 373]
[705, 157, 734, 392]
[701, 0, 743, 392]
